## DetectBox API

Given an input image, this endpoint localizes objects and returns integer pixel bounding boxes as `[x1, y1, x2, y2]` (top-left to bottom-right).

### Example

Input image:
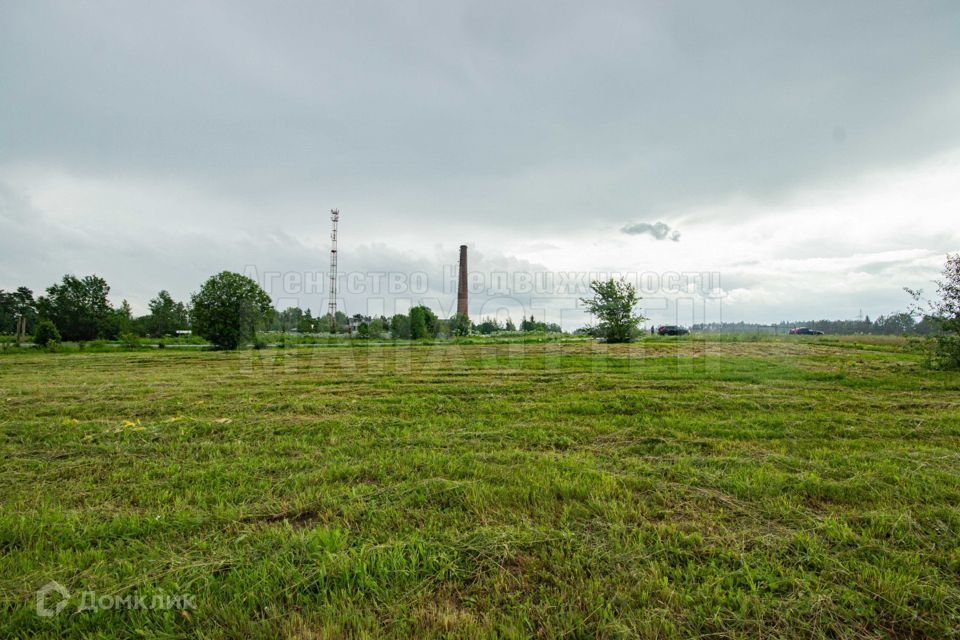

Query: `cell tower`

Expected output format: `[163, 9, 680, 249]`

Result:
[328, 209, 339, 333]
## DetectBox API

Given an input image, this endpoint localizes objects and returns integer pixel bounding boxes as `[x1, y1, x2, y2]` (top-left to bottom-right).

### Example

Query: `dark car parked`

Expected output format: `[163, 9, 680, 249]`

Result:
[789, 327, 824, 335]
[657, 325, 689, 336]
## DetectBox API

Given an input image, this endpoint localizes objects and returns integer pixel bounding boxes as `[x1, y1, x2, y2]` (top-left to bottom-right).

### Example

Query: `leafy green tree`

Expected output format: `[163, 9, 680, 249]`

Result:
[368, 318, 384, 337]
[408, 305, 438, 338]
[451, 313, 471, 337]
[99, 299, 134, 339]
[580, 278, 645, 343]
[424, 308, 440, 337]
[915, 315, 941, 336]
[356, 322, 370, 339]
[36, 274, 114, 341]
[505, 318, 517, 332]
[873, 312, 916, 335]
[0, 287, 37, 335]
[0, 291, 11, 334]
[191, 272, 272, 349]
[315, 313, 332, 333]
[517, 314, 562, 333]
[934, 254, 960, 328]
[390, 314, 411, 339]
[330, 310, 348, 333]
[928, 253, 960, 368]
[520, 315, 539, 332]
[475, 317, 501, 335]
[271, 306, 304, 332]
[130, 314, 151, 337]
[148, 290, 190, 337]
[409, 307, 429, 339]
[33, 319, 61, 347]
[298, 308, 315, 333]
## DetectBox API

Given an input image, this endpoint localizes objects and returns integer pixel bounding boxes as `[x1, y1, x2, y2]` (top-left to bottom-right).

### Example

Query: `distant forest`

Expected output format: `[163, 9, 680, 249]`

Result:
[693, 314, 940, 336]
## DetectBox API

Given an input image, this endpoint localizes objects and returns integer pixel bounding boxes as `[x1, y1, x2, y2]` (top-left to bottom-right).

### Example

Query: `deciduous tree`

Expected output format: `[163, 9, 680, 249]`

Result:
[148, 290, 190, 337]
[580, 278, 645, 343]
[36, 275, 114, 341]
[191, 272, 272, 349]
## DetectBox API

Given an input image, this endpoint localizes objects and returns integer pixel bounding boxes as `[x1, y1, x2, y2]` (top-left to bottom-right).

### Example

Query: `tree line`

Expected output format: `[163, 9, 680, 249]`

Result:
[273, 307, 562, 339]
[693, 313, 941, 336]
[6, 254, 957, 364]
[1, 271, 563, 349]
[1, 275, 191, 344]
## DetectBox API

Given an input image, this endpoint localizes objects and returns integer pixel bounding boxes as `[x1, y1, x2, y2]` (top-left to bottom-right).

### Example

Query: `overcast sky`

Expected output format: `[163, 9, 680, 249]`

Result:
[2, 1, 959, 328]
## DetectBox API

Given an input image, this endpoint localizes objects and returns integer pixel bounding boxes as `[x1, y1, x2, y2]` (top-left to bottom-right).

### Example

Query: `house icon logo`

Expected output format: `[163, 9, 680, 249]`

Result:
[36, 581, 70, 617]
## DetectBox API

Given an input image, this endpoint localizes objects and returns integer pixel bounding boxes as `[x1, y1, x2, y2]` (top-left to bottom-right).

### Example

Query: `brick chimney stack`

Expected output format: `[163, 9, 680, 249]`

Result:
[457, 245, 468, 317]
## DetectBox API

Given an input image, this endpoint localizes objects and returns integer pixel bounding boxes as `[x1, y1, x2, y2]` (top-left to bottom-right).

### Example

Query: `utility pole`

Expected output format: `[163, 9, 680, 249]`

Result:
[328, 209, 339, 333]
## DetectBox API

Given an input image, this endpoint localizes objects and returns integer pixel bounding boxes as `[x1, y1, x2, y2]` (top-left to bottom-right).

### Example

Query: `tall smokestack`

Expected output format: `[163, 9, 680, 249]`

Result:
[457, 244, 468, 317]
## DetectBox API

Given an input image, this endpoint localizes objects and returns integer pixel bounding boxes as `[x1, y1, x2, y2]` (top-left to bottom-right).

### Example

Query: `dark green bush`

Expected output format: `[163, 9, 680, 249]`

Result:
[191, 272, 272, 349]
[33, 320, 61, 347]
[932, 335, 960, 370]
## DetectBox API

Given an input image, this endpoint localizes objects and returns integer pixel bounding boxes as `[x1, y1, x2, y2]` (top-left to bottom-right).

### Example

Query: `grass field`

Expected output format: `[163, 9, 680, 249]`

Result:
[2, 337, 959, 638]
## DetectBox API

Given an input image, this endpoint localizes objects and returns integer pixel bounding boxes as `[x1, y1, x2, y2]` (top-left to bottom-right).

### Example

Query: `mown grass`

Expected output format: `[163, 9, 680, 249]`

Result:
[1, 338, 959, 638]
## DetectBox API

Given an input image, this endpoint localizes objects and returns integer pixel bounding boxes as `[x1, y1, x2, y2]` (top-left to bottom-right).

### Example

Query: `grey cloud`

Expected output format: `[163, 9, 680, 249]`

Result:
[1, 180, 574, 322]
[2, 1, 959, 230]
[1, 1, 958, 325]
[621, 221, 680, 242]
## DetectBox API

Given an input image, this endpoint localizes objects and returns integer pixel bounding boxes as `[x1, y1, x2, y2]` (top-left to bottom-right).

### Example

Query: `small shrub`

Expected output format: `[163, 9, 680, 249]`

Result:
[34, 320, 61, 348]
[932, 335, 960, 370]
[253, 338, 268, 350]
[119, 332, 141, 349]
[910, 253, 960, 370]
[44, 339, 62, 353]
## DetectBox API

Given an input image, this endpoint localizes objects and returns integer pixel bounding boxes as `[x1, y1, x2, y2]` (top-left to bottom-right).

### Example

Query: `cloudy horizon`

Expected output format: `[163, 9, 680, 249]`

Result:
[2, 1, 959, 329]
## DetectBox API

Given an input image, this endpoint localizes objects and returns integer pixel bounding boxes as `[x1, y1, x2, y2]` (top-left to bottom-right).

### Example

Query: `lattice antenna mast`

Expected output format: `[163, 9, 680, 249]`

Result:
[328, 209, 340, 333]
